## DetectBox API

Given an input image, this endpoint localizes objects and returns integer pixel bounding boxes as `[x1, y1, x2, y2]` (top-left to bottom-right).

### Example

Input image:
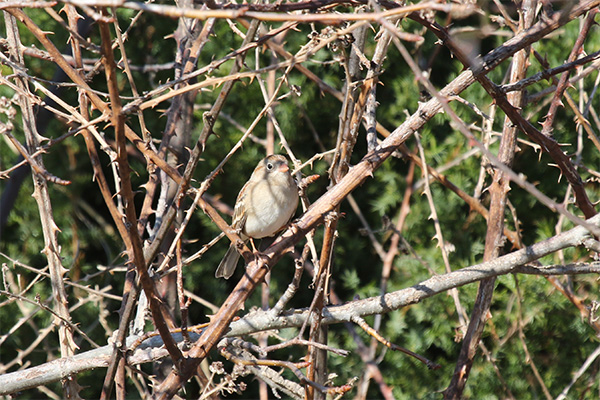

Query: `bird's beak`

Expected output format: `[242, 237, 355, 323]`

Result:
[279, 163, 289, 172]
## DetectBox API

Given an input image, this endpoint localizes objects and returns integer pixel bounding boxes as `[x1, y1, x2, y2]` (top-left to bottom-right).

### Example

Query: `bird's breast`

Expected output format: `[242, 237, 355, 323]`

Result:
[243, 180, 298, 239]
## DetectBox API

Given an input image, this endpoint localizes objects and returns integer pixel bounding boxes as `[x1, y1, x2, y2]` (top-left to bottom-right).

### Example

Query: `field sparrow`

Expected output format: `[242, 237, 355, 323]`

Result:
[215, 155, 299, 279]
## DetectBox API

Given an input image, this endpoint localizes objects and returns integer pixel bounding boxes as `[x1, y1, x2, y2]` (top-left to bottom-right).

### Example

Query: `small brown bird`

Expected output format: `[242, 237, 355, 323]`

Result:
[215, 155, 299, 279]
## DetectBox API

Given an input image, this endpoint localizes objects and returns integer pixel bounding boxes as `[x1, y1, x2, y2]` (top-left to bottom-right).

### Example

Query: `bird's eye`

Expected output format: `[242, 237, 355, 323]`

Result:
[266, 162, 274, 170]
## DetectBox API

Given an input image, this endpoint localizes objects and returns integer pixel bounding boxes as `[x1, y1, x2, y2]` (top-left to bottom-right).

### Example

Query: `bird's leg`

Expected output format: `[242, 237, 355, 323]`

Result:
[249, 238, 258, 253]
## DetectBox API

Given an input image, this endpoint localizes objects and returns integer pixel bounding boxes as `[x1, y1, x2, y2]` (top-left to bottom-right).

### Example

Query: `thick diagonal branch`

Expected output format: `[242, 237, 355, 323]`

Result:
[445, 1, 537, 397]
[154, 4, 600, 396]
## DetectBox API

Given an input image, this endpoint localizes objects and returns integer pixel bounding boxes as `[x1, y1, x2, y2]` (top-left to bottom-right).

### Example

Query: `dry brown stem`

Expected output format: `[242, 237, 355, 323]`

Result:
[445, 1, 538, 397]
[2, 0, 600, 398]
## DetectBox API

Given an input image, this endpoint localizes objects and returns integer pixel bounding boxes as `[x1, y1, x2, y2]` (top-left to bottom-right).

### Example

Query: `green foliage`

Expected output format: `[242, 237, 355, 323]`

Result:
[2, 3, 600, 399]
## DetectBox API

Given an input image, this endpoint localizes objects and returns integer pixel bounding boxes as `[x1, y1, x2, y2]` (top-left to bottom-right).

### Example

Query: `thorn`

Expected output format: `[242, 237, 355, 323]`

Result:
[51, 221, 61, 234]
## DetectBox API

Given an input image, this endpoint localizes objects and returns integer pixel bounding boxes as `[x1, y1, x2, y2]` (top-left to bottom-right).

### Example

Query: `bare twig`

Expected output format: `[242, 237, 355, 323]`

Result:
[444, 1, 538, 397]
[3, 253, 600, 395]
[4, 11, 80, 398]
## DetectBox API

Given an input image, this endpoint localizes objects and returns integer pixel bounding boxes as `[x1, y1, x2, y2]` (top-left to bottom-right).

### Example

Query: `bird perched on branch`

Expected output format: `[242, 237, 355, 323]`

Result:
[216, 155, 299, 279]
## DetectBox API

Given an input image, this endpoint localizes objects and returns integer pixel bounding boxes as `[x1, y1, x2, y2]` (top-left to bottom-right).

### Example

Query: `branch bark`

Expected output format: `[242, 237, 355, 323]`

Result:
[153, 2, 600, 396]
[3, 9, 80, 399]
[2, 214, 599, 395]
[445, 1, 537, 397]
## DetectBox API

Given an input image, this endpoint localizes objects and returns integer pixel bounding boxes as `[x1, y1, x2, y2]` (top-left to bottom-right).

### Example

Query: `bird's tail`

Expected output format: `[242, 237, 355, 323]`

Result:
[215, 244, 241, 279]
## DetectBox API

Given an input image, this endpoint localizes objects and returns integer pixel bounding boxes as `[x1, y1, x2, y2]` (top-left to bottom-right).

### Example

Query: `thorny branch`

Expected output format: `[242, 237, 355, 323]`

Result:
[2, 0, 600, 399]
[2, 237, 600, 394]
[445, 1, 538, 398]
